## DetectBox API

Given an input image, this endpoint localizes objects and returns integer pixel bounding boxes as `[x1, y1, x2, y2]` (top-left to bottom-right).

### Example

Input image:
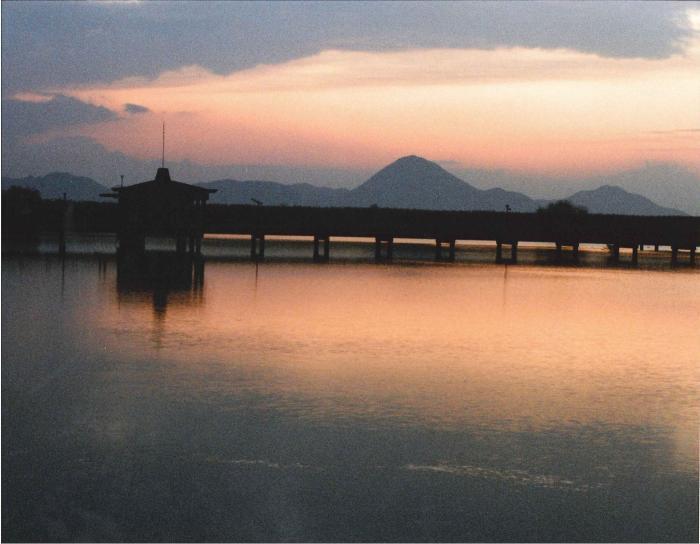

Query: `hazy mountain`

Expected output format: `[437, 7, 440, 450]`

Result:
[199, 179, 350, 206]
[347, 155, 537, 211]
[587, 163, 700, 216]
[448, 161, 700, 216]
[1, 172, 108, 201]
[566, 185, 685, 215]
[2, 157, 685, 215]
[199, 156, 683, 214]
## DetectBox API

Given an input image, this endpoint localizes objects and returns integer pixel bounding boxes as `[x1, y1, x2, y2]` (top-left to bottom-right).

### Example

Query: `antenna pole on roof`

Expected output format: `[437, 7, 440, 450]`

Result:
[162, 121, 165, 168]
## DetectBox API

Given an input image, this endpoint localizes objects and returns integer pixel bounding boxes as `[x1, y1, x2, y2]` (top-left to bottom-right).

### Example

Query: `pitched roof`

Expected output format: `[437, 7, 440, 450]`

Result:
[109, 168, 216, 198]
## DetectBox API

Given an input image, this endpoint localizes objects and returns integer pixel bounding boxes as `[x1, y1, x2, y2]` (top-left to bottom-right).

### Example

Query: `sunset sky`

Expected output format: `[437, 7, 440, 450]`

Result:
[2, 1, 699, 208]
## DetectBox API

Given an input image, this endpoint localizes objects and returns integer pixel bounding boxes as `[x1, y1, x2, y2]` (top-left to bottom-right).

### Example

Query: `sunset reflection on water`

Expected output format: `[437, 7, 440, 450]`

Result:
[3, 252, 698, 542]
[94, 260, 699, 472]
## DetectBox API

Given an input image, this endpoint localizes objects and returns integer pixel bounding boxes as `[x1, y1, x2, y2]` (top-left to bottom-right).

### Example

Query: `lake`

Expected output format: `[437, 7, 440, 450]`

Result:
[2, 237, 698, 542]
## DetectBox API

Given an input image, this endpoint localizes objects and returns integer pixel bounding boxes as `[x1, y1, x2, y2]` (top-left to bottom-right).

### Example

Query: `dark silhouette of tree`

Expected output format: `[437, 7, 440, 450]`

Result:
[537, 200, 588, 216]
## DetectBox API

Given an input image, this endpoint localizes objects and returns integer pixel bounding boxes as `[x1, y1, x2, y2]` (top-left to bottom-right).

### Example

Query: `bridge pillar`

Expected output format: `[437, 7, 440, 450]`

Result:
[313, 235, 330, 262]
[176, 236, 186, 254]
[374, 237, 393, 262]
[611, 244, 620, 262]
[251, 234, 265, 260]
[435, 239, 442, 261]
[555, 242, 579, 261]
[496, 241, 517, 264]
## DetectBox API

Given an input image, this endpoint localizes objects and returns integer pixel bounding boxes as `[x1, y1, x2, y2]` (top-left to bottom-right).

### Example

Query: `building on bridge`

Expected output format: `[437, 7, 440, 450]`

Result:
[102, 167, 216, 254]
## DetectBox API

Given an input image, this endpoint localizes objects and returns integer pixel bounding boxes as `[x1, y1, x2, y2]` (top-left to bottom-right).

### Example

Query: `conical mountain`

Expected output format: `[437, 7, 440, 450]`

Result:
[348, 155, 537, 211]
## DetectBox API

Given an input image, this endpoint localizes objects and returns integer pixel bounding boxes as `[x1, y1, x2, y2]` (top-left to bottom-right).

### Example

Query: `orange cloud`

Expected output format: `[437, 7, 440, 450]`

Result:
[51, 40, 700, 175]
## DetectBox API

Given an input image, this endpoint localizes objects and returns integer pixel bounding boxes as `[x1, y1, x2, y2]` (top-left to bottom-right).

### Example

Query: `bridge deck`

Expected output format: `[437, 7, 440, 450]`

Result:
[207, 205, 699, 248]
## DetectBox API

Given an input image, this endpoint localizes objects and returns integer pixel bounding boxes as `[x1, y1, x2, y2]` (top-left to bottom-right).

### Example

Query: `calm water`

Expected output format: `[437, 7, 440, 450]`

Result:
[2, 240, 698, 542]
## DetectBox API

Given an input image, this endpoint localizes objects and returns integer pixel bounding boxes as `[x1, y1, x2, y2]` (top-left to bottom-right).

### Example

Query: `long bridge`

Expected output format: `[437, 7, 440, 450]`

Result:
[205, 205, 699, 264]
[33, 167, 698, 266]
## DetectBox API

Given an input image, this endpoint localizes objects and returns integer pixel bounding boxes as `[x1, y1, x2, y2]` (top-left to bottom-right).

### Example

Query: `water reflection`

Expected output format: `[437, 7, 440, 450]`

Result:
[115, 251, 205, 348]
[2, 251, 698, 542]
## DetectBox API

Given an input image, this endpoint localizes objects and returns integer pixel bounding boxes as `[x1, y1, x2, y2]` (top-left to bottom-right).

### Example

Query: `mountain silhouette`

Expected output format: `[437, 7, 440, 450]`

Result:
[2, 157, 687, 215]
[198, 179, 349, 206]
[1, 172, 107, 201]
[346, 155, 537, 211]
[566, 185, 685, 215]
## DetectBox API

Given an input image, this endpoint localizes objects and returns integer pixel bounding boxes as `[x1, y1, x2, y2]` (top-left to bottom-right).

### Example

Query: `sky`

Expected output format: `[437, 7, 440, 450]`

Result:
[2, 1, 699, 210]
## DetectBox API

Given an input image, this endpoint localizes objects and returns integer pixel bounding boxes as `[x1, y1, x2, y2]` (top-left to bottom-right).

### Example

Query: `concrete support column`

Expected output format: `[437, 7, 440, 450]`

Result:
[435, 239, 443, 261]
[323, 237, 330, 262]
[496, 241, 517, 263]
[374, 237, 393, 262]
[313, 236, 320, 260]
[611, 245, 620, 262]
[251, 234, 265, 260]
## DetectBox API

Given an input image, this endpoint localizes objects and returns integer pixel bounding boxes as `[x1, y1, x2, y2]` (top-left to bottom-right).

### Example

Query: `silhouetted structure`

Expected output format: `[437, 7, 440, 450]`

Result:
[103, 167, 216, 254]
[2, 186, 42, 251]
[205, 205, 698, 265]
[22, 196, 699, 266]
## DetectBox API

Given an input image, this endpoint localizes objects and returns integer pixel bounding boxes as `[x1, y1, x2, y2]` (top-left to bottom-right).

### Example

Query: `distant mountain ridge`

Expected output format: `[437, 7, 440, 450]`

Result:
[199, 179, 350, 207]
[2, 157, 688, 215]
[566, 185, 683, 216]
[2, 172, 107, 201]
